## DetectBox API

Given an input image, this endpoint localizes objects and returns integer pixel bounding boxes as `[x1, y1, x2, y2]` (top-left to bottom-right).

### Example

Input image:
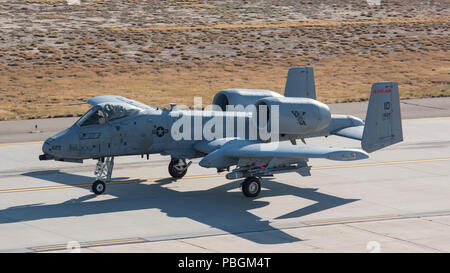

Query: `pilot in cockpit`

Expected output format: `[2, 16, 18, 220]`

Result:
[98, 115, 106, 124]
[76, 103, 138, 127]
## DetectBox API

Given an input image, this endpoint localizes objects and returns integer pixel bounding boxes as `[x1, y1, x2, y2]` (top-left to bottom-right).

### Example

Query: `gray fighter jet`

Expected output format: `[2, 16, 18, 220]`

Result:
[39, 67, 403, 197]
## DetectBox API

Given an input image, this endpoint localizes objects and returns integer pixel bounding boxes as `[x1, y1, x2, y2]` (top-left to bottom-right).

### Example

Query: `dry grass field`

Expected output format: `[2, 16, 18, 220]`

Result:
[0, 0, 449, 120]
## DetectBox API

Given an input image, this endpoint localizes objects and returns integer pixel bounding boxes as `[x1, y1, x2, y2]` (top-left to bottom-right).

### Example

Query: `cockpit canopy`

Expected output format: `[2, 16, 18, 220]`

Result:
[76, 103, 139, 127]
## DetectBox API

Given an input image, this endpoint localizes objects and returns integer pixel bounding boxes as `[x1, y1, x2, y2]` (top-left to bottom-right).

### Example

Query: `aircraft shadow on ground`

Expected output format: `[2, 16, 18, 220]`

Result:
[0, 170, 358, 245]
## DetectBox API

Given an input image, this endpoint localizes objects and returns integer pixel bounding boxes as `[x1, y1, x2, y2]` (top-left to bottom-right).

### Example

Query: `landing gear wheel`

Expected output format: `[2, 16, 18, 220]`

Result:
[168, 159, 188, 179]
[241, 176, 261, 197]
[92, 180, 106, 195]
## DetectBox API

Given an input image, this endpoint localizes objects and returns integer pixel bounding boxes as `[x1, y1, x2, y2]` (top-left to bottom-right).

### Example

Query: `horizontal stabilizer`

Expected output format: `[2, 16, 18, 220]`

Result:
[333, 126, 364, 140]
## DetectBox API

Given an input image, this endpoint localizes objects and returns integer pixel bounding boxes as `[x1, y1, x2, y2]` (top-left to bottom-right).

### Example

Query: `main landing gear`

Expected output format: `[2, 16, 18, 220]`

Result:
[92, 180, 106, 195]
[168, 158, 191, 179]
[91, 156, 114, 195]
[241, 176, 261, 198]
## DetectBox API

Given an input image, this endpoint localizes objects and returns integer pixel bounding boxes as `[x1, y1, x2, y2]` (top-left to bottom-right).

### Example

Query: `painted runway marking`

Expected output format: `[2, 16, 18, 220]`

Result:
[1, 157, 449, 194]
[306, 215, 402, 226]
[0, 141, 43, 146]
[311, 157, 450, 170]
[0, 174, 222, 194]
[31, 237, 145, 252]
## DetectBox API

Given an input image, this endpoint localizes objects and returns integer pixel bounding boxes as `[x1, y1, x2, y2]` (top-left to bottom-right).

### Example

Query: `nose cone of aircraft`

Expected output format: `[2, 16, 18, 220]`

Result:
[39, 137, 57, 161]
[42, 139, 52, 154]
[40, 128, 72, 158]
[42, 136, 62, 156]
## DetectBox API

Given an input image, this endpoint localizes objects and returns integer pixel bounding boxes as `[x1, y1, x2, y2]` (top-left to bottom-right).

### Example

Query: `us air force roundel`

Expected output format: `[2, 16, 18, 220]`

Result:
[152, 126, 168, 137]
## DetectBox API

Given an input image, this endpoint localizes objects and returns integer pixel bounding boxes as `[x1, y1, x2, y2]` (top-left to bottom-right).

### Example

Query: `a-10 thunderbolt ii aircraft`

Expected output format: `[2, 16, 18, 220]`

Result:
[39, 67, 403, 197]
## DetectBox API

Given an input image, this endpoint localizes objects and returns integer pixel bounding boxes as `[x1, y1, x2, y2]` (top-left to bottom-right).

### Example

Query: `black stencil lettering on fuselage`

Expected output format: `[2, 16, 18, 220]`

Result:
[291, 110, 307, 126]
[69, 144, 78, 151]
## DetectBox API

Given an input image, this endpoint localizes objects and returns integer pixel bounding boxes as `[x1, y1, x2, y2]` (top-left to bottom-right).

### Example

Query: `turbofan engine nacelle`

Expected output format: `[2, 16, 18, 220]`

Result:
[255, 97, 331, 135]
[212, 89, 283, 111]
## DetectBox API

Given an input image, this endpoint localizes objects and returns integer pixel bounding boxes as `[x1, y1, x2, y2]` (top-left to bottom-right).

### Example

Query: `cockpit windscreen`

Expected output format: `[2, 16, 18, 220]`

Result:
[75, 103, 139, 127]
[102, 103, 138, 121]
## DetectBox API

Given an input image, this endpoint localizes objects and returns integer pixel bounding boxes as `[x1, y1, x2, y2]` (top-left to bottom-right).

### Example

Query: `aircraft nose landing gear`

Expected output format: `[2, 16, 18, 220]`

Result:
[91, 157, 114, 195]
[169, 158, 191, 179]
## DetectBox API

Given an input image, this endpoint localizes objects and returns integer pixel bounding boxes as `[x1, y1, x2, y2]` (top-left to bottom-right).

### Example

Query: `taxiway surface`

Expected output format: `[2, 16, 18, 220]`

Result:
[0, 98, 449, 252]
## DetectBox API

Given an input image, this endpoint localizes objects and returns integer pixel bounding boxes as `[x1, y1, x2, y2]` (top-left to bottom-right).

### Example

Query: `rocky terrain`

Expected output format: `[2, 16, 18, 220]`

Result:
[0, 0, 448, 120]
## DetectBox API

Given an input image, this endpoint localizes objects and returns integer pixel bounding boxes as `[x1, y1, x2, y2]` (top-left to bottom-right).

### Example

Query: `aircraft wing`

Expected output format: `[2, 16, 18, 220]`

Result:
[223, 142, 368, 161]
[332, 126, 364, 140]
[87, 95, 154, 110]
[198, 140, 368, 178]
[199, 140, 368, 170]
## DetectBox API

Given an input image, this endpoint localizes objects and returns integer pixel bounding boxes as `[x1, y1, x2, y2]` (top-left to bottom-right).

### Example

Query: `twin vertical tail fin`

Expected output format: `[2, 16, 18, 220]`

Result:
[362, 82, 403, 153]
[284, 67, 316, 100]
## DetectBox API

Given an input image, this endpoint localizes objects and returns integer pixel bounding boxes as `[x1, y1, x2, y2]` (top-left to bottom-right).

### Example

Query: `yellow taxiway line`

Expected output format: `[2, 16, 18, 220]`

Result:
[0, 174, 223, 194]
[311, 157, 450, 170]
[0, 157, 449, 194]
[0, 141, 43, 147]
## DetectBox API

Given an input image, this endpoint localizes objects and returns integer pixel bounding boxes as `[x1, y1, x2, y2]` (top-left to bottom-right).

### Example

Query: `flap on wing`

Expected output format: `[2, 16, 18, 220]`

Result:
[332, 126, 364, 140]
[223, 142, 368, 161]
[87, 96, 153, 110]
